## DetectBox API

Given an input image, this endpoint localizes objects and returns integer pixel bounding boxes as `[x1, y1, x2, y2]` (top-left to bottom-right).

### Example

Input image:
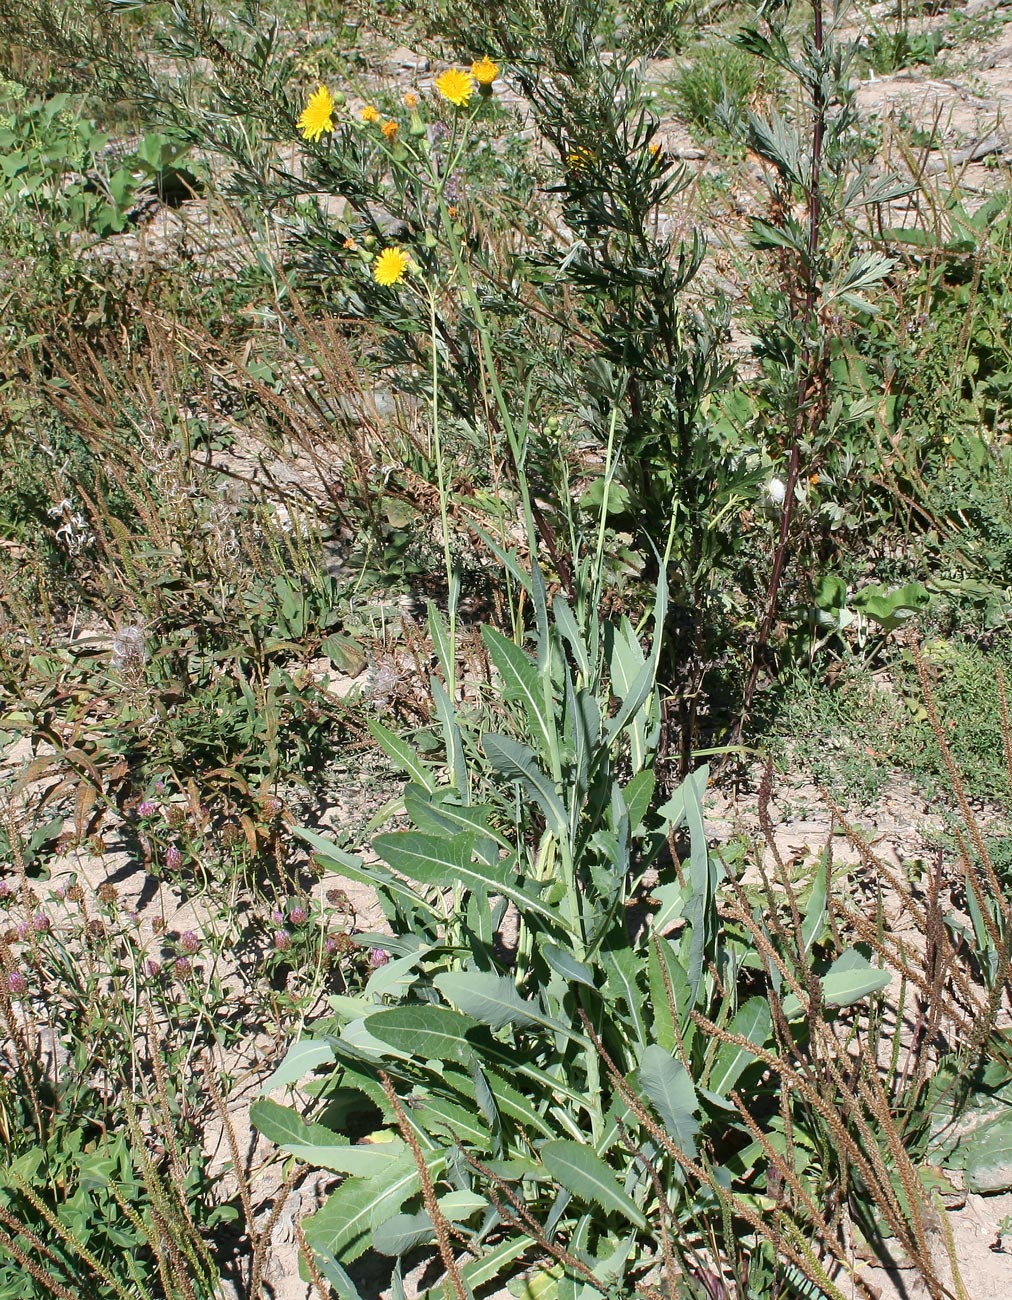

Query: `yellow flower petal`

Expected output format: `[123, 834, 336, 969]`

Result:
[361, 104, 380, 123]
[373, 247, 410, 287]
[381, 119, 399, 138]
[471, 56, 498, 86]
[298, 86, 335, 142]
[435, 68, 475, 108]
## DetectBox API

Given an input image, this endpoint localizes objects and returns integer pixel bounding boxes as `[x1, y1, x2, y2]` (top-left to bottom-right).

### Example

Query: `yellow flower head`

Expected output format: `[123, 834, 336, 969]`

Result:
[471, 56, 499, 86]
[404, 92, 419, 109]
[373, 246, 410, 287]
[381, 118, 399, 139]
[435, 68, 475, 107]
[361, 104, 381, 123]
[342, 237, 358, 250]
[566, 146, 595, 171]
[298, 86, 335, 142]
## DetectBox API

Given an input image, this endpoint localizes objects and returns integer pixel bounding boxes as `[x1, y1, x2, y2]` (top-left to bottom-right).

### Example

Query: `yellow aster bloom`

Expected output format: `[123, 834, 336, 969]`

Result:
[566, 146, 595, 170]
[381, 118, 399, 138]
[435, 68, 475, 107]
[298, 85, 335, 142]
[361, 104, 380, 123]
[471, 56, 498, 86]
[404, 92, 419, 108]
[373, 246, 410, 286]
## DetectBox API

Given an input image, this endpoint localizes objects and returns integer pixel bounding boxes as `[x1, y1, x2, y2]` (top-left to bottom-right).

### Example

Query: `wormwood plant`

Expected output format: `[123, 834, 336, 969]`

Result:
[721, 0, 910, 713]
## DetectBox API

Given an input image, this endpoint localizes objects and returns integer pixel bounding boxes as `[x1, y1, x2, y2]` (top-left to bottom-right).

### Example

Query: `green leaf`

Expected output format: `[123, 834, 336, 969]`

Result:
[296, 826, 434, 918]
[375, 828, 557, 925]
[478, 1066, 557, 1138]
[960, 1113, 1012, 1192]
[435, 970, 542, 1030]
[372, 1210, 435, 1257]
[417, 1236, 535, 1300]
[482, 733, 568, 838]
[541, 943, 595, 988]
[622, 771, 655, 835]
[366, 1005, 480, 1064]
[304, 1153, 442, 1263]
[431, 674, 468, 801]
[250, 1100, 406, 1176]
[368, 719, 437, 792]
[483, 626, 556, 763]
[552, 596, 590, 679]
[600, 940, 647, 1047]
[638, 1046, 698, 1158]
[708, 999, 771, 1099]
[801, 860, 829, 956]
[404, 787, 510, 860]
[540, 1141, 647, 1230]
[648, 935, 688, 1053]
[259, 1039, 335, 1093]
[781, 949, 890, 1018]
[412, 1094, 492, 1148]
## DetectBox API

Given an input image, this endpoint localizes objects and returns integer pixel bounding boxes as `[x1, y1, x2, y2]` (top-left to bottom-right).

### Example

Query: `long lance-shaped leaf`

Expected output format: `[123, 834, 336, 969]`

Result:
[431, 674, 469, 802]
[403, 788, 511, 860]
[259, 1038, 334, 1093]
[638, 1046, 699, 1159]
[604, 573, 667, 749]
[707, 998, 771, 1100]
[539, 1141, 647, 1230]
[368, 719, 437, 792]
[295, 826, 438, 919]
[303, 1153, 443, 1264]
[482, 733, 567, 839]
[483, 625, 556, 764]
[552, 595, 590, 680]
[427, 601, 454, 690]
[680, 766, 715, 1004]
[434, 971, 590, 1047]
[416, 1236, 536, 1300]
[250, 1099, 407, 1176]
[374, 828, 558, 925]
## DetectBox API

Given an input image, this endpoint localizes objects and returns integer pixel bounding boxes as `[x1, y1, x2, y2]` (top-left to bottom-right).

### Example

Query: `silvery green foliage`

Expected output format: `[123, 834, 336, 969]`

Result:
[255, 562, 893, 1298]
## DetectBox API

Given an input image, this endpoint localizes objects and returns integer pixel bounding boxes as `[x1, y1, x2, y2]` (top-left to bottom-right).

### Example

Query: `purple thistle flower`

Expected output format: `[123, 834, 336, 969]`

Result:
[32, 912, 51, 934]
[174, 957, 192, 980]
[137, 801, 158, 818]
[180, 930, 200, 955]
[15, 920, 29, 941]
[6, 970, 28, 996]
[272, 930, 291, 952]
[270, 909, 284, 925]
[165, 845, 183, 871]
[369, 948, 390, 969]
[324, 935, 339, 955]
[145, 959, 161, 978]
[289, 904, 308, 926]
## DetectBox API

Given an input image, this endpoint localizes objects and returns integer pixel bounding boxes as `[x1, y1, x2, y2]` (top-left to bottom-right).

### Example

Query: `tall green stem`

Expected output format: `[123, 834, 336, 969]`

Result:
[427, 284, 457, 701]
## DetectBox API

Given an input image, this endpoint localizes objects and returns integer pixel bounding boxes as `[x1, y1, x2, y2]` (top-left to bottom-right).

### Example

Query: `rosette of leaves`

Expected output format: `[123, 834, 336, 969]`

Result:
[253, 559, 897, 1299]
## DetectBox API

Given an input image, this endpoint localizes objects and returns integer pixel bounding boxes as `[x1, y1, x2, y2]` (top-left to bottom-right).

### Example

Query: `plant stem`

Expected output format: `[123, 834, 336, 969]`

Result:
[427, 284, 457, 701]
